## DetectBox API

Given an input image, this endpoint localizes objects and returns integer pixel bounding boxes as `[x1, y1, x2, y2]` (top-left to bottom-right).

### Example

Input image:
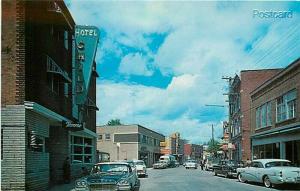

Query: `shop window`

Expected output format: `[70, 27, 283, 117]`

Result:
[71, 136, 93, 164]
[276, 89, 297, 122]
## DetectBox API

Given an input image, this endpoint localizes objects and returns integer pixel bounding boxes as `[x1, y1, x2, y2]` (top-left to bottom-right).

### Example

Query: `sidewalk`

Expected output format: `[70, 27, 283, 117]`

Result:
[48, 181, 75, 191]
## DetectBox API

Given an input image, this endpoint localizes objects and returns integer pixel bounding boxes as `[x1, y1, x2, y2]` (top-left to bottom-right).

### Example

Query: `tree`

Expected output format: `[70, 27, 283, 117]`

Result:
[207, 139, 220, 156]
[107, 119, 122, 126]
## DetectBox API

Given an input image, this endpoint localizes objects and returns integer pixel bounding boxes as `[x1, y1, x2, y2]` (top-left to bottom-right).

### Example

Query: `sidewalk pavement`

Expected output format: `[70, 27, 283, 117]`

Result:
[48, 181, 75, 191]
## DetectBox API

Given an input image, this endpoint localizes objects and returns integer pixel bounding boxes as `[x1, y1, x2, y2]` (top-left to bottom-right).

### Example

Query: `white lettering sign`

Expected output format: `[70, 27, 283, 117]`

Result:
[75, 29, 98, 37]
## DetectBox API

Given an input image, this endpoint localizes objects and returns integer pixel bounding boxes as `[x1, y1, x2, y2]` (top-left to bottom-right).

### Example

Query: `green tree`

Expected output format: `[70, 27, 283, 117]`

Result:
[107, 119, 122, 126]
[207, 139, 220, 156]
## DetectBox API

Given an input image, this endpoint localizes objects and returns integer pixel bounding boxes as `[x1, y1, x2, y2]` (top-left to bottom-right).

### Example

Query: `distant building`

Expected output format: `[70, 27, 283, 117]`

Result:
[96, 125, 165, 167]
[250, 58, 300, 166]
[184, 143, 203, 161]
[228, 69, 281, 162]
[160, 132, 185, 164]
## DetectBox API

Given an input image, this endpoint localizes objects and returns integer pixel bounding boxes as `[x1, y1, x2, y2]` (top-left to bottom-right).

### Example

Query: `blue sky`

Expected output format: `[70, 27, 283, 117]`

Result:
[66, 1, 300, 144]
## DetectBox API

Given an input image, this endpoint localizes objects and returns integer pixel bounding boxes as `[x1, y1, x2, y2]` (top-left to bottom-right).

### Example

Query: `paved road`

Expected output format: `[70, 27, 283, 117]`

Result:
[140, 166, 300, 191]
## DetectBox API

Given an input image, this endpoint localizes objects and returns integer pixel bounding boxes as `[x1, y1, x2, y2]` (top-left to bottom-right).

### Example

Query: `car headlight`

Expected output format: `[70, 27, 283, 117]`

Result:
[117, 179, 129, 186]
[75, 180, 87, 187]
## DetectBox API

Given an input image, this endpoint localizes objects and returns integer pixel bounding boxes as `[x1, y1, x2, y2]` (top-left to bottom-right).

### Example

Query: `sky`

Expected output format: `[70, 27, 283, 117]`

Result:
[66, 1, 300, 144]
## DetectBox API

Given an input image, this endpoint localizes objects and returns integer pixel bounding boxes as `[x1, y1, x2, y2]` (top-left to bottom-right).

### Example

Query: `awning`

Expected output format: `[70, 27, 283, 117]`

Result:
[46, 55, 72, 83]
[24, 101, 71, 123]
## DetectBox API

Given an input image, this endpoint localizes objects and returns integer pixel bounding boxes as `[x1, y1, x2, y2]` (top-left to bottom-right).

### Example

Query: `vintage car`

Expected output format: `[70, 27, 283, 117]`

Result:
[131, 160, 147, 178]
[74, 162, 140, 191]
[213, 160, 238, 178]
[153, 161, 168, 169]
[185, 159, 198, 169]
[205, 158, 220, 171]
[237, 159, 300, 188]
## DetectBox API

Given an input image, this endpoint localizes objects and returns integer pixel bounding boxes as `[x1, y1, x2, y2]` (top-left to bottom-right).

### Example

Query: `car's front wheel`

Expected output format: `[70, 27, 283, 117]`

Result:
[263, 176, 272, 188]
[238, 173, 246, 183]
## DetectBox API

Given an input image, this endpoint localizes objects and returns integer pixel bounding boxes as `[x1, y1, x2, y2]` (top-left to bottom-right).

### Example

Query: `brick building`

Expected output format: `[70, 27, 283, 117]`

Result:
[228, 69, 281, 162]
[96, 125, 165, 167]
[250, 58, 300, 166]
[1, 1, 99, 190]
[184, 143, 203, 162]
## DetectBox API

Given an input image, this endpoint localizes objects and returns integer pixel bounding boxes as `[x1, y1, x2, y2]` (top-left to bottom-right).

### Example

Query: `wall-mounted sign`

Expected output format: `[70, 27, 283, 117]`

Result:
[74, 25, 99, 105]
[63, 121, 83, 130]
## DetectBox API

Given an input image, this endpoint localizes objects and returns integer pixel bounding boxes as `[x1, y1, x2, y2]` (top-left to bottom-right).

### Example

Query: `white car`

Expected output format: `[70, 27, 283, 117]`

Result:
[237, 159, 300, 188]
[185, 160, 198, 169]
[130, 160, 147, 177]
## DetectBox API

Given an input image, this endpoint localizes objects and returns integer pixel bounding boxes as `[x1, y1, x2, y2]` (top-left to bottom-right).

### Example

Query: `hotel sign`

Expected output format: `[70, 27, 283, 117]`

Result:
[74, 25, 99, 105]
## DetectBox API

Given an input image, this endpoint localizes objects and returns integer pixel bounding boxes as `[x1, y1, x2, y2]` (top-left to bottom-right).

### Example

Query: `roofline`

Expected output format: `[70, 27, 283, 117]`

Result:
[241, 68, 282, 73]
[96, 124, 165, 138]
[251, 58, 300, 96]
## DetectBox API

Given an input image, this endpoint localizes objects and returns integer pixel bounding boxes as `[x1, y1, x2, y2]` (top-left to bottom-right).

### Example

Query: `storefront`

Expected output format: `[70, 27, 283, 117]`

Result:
[251, 124, 300, 167]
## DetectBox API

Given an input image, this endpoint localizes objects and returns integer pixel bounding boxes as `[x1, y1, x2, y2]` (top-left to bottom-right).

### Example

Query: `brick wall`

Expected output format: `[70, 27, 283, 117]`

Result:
[251, 61, 300, 134]
[240, 69, 281, 160]
[1, 0, 25, 106]
[1, 105, 26, 191]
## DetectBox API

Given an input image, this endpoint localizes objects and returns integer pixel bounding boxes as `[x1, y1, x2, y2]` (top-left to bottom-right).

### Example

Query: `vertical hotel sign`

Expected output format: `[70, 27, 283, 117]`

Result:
[75, 25, 99, 105]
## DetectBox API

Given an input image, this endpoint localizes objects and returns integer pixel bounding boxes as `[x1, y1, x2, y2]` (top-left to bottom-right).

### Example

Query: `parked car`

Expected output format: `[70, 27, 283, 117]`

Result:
[129, 160, 147, 178]
[237, 159, 300, 188]
[185, 159, 198, 169]
[213, 160, 238, 178]
[74, 162, 140, 191]
[153, 161, 168, 169]
[175, 161, 180, 167]
[205, 158, 220, 171]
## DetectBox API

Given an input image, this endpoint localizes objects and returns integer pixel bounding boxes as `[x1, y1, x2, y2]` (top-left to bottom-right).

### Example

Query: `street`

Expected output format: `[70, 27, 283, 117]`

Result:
[140, 166, 300, 191]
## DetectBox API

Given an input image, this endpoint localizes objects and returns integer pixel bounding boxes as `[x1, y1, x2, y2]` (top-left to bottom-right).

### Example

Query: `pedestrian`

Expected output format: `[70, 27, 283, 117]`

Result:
[200, 160, 204, 170]
[63, 157, 71, 184]
[246, 158, 251, 167]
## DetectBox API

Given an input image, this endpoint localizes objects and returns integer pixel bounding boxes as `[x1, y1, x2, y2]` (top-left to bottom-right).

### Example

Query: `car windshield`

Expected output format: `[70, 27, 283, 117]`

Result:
[227, 160, 238, 165]
[187, 160, 196, 163]
[265, 161, 293, 168]
[135, 161, 145, 165]
[92, 164, 129, 174]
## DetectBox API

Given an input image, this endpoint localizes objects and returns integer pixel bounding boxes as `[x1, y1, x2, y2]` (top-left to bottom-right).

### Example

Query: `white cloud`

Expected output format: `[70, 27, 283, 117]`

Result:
[119, 53, 153, 76]
[68, 1, 300, 143]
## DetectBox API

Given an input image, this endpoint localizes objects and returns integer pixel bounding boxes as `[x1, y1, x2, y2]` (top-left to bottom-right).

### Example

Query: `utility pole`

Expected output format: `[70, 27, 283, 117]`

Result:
[211, 124, 214, 145]
[222, 76, 233, 160]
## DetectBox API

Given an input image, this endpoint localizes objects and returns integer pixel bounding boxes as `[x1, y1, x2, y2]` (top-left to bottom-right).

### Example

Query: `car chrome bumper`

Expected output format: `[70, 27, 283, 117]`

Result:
[270, 176, 300, 184]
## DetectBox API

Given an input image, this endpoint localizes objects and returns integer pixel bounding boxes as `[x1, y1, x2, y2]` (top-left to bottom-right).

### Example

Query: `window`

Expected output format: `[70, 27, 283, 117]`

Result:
[99, 134, 103, 140]
[64, 83, 69, 97]
[276, 90, 297, 122]
[142, 135, 147, 144]
[71, 136, 93, 164]
[105, 134, 111, 140]
[64, 31, 68, 50]
[256, 102, 272, 129]
[47, 73, 60, 94]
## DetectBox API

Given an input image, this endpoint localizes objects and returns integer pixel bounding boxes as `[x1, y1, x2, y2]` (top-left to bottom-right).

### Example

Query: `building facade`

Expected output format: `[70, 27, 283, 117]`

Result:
[160, 132, 185, 164]
[96, 125, 165, 167]
[251, 58, 300, 167]
[228, 69, 281, 162]
[1, 1, 99, 190]
[184, 144, 203, 162]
